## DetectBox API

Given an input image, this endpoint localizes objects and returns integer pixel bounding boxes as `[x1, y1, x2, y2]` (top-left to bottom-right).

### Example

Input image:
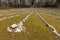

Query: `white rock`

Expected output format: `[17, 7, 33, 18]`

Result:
[15, 28, 21, 32]
[20, 22, 23, 26]
[11, 24, 18, 28]
[57, 34, 60, 37]
[53, 29, 58, 34]
[7, 27, 12, 32]
[22, 19, 25, 22]
[49, 25, 55, 30]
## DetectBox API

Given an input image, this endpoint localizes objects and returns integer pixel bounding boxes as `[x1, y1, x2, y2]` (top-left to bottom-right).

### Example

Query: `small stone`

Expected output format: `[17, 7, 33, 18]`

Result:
[22, 19, 25, 22]
[20, 21, 23, 26]
[12, 34, 14, 36]
[11, 24, 18, 28]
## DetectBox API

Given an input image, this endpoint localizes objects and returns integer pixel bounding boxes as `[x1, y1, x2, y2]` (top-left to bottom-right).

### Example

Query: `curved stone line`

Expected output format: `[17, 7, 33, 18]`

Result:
[0, 14, 21, 21]
[36, 13, 60, 38]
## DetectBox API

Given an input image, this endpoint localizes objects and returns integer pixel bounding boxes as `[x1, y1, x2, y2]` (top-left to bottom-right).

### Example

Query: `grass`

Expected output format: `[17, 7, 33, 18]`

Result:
[23, 13, 58, 40]
[0, 9, 58, 40]
[40, 13, 60, 34]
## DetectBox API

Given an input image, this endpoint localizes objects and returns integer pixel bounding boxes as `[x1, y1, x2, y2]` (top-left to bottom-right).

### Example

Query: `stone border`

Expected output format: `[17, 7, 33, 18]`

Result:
[36, 13, 60, 39]
[7, 12, 33, 32]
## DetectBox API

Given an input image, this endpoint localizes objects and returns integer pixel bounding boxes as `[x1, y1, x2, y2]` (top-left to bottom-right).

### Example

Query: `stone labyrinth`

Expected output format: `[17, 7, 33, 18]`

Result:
[0, 8, 60, 40]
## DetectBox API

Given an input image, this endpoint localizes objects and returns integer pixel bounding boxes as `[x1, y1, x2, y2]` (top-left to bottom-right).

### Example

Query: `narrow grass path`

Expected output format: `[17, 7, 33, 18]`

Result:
[40, 13, 60, 34]
[23, 13, 58, 40]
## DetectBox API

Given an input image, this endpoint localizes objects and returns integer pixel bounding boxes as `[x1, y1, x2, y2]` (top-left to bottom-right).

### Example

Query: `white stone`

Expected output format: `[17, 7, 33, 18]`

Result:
[22, 19, 25, 22]
[53, 29, 58, 34]
[20, 22, 23, 26]
[7, 27, 12, 32]
[11, 16, 14, 18]
[49, 25, 55, 30]
[15, 28, 21, 32]
[11, 24, 18, 28]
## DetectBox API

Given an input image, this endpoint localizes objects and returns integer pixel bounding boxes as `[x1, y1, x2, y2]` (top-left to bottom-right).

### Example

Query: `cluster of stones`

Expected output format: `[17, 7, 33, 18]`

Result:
[7, 21, 26, 32]
[7, 12, 32, 32]
[36, 13, 60, 38]
[0, 9, 23, 21]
